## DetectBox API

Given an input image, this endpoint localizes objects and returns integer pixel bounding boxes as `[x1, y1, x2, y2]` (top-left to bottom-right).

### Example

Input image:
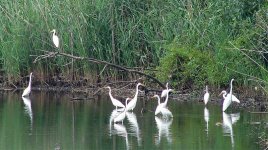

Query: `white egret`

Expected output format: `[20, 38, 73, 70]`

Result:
[162, 89, 173, 108]
[159, 107, 173, 117]
[220, 90, 240, 103]
[105, 86, 125, 110]
[51, 29, 59, 48]
[152, 95, 173, 117]
[153, 95, 165, 115]
[114, 98, 131, 123]
[161, 82, 169, 98]
[222, 79, 239, 111]
[22, 72, 33, 97]
[204, 85, 209, 105]
[125, 83, 144, 111]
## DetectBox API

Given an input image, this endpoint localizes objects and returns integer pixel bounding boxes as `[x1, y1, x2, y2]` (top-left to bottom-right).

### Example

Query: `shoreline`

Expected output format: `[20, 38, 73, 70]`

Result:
[1, 84, 267, 112]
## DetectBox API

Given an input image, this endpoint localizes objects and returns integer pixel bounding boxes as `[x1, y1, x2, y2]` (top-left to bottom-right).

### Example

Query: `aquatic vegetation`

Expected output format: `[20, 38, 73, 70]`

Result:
[0, 0, 267, 89]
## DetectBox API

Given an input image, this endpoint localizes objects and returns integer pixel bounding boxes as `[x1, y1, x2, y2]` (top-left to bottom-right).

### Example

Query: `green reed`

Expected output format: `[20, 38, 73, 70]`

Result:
[0, 0, 267, 88]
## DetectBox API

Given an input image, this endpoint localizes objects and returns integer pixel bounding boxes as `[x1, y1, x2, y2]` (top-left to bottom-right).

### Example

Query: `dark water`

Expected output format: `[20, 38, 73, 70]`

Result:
[0, 91, 266, 150]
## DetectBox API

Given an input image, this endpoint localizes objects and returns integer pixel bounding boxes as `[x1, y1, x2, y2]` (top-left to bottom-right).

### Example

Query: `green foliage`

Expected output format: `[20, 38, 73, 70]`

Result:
[156, 45, 214, 87]
[0, 0, 267, 88]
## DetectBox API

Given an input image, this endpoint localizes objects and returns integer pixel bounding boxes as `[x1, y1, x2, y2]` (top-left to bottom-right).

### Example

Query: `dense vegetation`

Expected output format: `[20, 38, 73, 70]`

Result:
[0, 0, 267, 89]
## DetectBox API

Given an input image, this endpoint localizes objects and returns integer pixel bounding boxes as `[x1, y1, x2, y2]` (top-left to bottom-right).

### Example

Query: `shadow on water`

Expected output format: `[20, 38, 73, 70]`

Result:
[0, 91, 267, 149]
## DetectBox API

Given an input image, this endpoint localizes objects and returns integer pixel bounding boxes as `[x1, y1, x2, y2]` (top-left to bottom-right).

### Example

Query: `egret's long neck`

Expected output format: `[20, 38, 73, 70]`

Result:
[164, 92, 169, 105]
[157, 97, 160, 105]
[125, 100, 129, 112]
[134, 85, 139, 99]
[230, 80, 233, 95]
[222, 92, 227, 99]
[206, 86, 208, 93]
[28, 74, 32, 88]
[108, 88, 113, 99]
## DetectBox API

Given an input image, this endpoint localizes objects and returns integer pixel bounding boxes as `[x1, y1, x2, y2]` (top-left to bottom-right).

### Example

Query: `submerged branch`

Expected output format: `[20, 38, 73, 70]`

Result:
[32, 51, 165, 88]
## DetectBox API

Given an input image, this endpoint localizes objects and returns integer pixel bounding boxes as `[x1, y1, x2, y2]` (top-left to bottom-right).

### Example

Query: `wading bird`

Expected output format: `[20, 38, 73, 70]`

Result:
[152, 95, 173, 117]
[51, 29, 59, 48]
[126, 83, 143, 111]
[204, 85, 210, 105]
[221, 79, 240, 111]
[161, 82, 169, 98]
[220, 90, 240, 103]
[114, 98, 131, 123]
[162, 89, 173, 108]
[22, 72, 33, 97]
[105, 86, 125, 110]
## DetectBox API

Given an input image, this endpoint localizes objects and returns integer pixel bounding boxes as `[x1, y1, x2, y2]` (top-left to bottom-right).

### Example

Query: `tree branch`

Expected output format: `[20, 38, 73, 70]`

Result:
[32, 51, 165, 88]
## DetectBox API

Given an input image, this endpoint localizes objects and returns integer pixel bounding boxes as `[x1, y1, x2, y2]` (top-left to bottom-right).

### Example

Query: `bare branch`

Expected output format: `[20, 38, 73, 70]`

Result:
[33, 51, 165, 88]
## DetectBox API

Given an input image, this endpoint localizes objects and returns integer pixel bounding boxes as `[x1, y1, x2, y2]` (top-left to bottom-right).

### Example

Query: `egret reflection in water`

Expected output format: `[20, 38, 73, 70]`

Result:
[204, 107, 209, 136]
[113, 123, 129, 150]
[222, 112, 240, 149]
[126, 112, 141, 146]
[109, 108, 124, 135]
[22, 97, 33, 133]
[155, 116, 173, 145]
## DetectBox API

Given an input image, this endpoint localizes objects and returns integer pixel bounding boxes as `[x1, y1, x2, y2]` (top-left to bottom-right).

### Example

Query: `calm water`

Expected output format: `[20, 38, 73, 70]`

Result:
[0, 91, 266, 150]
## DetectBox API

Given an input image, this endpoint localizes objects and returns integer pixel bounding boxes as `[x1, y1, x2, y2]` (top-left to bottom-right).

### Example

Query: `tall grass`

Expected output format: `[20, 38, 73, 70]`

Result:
[0, 0, 267, 88]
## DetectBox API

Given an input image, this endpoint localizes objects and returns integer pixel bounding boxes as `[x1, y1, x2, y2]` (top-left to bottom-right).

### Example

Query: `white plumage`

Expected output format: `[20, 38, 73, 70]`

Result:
[162, 89, 173, 108]
[105, 86, 125, 110]
[161, 82, 169, 98]
[152, 95, 173, 117]
[204, 85, 209, 105]
[221, 79, 239, 111]
[220, 90, 240, 103]
[51, 29, 59, 48]
[22, 72, 33, 97]
[114, 98, 131, 123]
[125, 83, 143, 111]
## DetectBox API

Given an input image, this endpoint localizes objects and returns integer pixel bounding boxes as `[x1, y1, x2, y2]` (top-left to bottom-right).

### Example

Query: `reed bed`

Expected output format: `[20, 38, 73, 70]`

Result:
[0, 0, 267, 88]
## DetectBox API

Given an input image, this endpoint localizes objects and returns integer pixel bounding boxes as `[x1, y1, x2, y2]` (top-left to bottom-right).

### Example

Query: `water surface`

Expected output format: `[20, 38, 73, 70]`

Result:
[0, 91, 266, 150]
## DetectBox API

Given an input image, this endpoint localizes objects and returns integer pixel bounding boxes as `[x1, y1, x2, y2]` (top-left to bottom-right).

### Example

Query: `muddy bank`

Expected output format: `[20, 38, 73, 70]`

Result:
[1, 82, 267, 112]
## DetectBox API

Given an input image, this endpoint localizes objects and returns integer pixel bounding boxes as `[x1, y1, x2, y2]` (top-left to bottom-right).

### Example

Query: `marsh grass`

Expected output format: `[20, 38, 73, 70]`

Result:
[0, 0, 267, 88]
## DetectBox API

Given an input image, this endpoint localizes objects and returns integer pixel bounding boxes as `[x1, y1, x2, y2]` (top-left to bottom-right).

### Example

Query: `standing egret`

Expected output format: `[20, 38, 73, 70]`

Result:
[51, 29, 59, 48]
[114, 98, 131, 123]
[125, 83, 144, 111]
[222, 79, 238, 111]
[220, 90, 240, 103]
[152, 95, 173, 117]
[162, 89, 173, 108]
[161, 82, 169, 98]
[152, 95, 165, 115]
[204, 85, 210, 105]
[22, 72, 33, 97]
[105, 86, 125, 110]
